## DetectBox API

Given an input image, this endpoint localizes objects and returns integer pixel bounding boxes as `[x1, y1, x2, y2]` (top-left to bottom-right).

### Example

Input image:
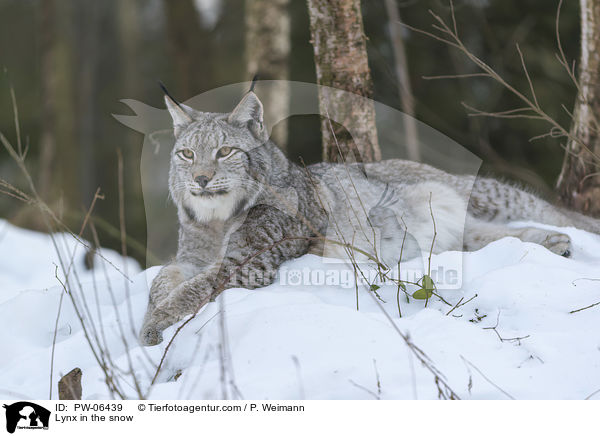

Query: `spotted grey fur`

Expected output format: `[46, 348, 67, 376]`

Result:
[139, 90, 600, 345]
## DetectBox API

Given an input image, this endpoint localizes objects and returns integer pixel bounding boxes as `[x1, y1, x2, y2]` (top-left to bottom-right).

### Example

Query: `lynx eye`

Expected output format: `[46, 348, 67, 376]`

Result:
[216, 146, 233, 159]
[177, 148, 194, 161]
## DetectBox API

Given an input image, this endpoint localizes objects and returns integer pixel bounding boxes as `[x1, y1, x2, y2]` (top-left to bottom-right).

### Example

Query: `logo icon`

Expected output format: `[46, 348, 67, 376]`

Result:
[2, 402, 50, 434]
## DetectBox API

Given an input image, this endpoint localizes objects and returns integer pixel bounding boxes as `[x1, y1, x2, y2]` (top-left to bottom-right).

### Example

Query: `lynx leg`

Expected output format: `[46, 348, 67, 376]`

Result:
[464, 216, 571, 257]
[140, 269, 216, 346]
[139, 264, 189, 346]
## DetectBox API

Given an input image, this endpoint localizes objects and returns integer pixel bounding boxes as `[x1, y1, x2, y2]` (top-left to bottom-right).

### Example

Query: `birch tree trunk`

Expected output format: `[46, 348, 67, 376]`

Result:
[245, 0, 291, 151]
[556, 0, 600, 216]
[306, 0, 381, 163]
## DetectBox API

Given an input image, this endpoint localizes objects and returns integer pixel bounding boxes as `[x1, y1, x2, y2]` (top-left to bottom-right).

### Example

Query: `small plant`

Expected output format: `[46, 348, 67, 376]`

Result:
[469, 308, 488, 323]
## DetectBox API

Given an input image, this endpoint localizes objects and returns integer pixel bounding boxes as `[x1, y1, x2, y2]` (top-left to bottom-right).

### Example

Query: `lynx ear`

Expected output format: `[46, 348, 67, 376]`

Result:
[164, 95, 194, 136]
[228, 92, 266, 139]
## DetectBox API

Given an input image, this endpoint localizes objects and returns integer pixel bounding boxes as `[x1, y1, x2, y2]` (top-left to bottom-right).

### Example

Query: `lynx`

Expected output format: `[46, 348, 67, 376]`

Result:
[139, 88, 600, 345]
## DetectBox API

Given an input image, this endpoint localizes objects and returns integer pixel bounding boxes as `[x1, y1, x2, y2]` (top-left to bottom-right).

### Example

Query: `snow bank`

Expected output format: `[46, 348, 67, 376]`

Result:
[0, 218, 599, 400]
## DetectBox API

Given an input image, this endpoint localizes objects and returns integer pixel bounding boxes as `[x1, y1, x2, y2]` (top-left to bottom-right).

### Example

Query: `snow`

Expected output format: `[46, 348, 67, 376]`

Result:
[0, 220, 140, 305]
[0, 218, 599, 400]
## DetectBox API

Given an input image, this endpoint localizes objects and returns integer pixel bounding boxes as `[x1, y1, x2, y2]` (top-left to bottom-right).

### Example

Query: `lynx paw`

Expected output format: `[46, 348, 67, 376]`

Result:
[518, 228, 571, 257]
[542, 232, 571, 257]
[519, 227, 571, 257]
[139, 323, 163, 346]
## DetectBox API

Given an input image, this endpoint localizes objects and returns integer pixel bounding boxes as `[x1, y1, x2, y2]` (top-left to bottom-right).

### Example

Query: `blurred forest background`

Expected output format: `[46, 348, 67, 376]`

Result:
[0, 0, 582, 265]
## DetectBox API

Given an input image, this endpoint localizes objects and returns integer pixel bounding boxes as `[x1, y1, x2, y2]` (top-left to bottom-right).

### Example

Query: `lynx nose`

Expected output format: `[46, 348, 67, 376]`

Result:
[194, 175, 210, 188]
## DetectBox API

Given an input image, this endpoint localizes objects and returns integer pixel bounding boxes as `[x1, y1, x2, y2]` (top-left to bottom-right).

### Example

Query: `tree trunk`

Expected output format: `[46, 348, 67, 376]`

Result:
[556, 0, 600, 216]
[117, 0, 145, 227]
[75, 0, 102, 206]
[245, 0, 291, 151]
[306, 0, 381, 163]
[34, 0, 77, 222]
[162, 0, 213, 96]
[38, 0, 57, 204]
[384, 0, 419, 161]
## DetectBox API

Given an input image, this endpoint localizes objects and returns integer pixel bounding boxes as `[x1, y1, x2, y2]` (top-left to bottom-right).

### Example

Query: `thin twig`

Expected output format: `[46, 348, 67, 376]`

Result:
[348, 379, 380, 400]
[569, 301, 600, 314]
[585, 387, 600, 400]
[482, 310, 530, 344]
[460, 355, 515, 400]
[446, 293, 478, 316]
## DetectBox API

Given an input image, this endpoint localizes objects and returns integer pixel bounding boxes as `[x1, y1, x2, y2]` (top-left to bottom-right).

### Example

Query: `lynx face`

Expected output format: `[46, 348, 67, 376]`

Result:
[166, 92, 269, 222]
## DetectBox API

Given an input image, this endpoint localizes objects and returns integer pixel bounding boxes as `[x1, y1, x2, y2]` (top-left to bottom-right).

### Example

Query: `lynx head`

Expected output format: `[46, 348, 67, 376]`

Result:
[165, 91, 271, 222]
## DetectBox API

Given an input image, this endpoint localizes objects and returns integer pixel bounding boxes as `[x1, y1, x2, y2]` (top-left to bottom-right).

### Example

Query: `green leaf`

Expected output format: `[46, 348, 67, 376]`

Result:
[411, 288, 432, 300]
[422, 275, 435, 291]
[412, 275, 435, 300]
[370, 284, 380, 292]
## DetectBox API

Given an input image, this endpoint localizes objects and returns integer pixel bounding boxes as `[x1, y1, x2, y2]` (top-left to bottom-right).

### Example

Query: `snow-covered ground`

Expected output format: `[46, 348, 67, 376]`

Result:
[0, 218, 599, 400]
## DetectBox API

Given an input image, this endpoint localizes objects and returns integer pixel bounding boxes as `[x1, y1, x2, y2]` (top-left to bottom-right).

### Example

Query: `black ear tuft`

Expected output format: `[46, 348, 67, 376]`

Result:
[158, 81, 181, 106]
[249, 74, 259, 93]
[160, 81, 194, 135]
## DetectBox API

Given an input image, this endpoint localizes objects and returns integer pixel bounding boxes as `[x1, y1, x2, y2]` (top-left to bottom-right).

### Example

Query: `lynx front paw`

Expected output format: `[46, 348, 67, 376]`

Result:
[139, 323, 164, 346]
[139, 305, 185, 346]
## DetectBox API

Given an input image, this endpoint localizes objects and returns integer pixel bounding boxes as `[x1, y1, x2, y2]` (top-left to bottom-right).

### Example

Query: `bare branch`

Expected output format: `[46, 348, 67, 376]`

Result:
[422, 73, 490, 80]
[570, 300, 600, 314]
[461, 355, 515, 400]
[409, 1, 600, 166]
[516, 43, 539, 109]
